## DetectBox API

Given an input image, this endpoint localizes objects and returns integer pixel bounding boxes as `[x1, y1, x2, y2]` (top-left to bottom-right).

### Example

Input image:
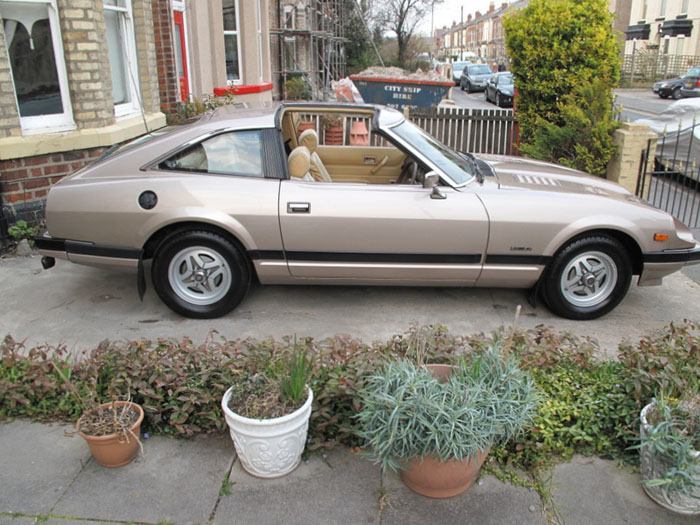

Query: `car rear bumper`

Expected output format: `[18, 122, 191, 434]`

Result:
[35, 233, 140, 269]
[681, 86, 700, 97]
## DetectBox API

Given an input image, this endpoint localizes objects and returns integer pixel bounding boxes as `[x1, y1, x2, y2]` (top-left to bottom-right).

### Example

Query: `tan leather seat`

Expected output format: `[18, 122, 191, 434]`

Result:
[288, 146, 314, 181]
[298, 129, 332, 182]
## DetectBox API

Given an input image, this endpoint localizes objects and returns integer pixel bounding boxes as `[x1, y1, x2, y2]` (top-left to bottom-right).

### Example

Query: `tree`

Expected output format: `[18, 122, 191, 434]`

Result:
[345, 0, 381, 73]
[373, 0, 442, 67]
[504, 0, 621, 176]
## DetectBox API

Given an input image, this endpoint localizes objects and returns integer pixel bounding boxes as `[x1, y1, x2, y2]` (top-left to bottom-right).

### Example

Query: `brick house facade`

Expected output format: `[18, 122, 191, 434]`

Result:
[0, 0, 166, 242]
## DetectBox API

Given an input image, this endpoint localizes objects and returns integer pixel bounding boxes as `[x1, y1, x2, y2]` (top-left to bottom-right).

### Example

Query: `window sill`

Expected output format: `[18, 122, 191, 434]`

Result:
[0, 112, 166, 160]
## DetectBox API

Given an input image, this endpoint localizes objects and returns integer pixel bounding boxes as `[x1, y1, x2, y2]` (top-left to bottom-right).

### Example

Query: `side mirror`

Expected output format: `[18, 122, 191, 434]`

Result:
[423, 172, 440, 189]
[424, 172, 447, 199]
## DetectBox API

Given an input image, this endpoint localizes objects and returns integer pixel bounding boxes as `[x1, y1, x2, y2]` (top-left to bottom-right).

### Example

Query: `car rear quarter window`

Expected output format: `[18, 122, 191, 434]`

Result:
[159, 130, 264, 177]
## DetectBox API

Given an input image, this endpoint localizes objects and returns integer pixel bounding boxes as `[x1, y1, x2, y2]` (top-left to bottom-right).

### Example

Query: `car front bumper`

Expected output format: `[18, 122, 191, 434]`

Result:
[639, 245, 700, 285]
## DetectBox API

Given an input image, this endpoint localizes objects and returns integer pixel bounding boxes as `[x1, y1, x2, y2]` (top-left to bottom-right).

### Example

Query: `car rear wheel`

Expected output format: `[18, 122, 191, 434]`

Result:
[672, 87, 682, 100]
[541, 235, 631, 320]
[152, 230, 250, 319]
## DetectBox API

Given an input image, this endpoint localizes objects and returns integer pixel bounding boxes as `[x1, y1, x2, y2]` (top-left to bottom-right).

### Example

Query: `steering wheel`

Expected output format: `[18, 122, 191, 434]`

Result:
[397, 159, 418, 185]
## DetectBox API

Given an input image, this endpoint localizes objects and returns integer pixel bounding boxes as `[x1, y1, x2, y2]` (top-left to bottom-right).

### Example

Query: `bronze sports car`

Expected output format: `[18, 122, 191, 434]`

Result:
[36, 103, 700, 320]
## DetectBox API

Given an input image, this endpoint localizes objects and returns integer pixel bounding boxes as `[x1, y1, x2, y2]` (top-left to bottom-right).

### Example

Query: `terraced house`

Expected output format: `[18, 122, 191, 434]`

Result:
[0, 0, 276, 241]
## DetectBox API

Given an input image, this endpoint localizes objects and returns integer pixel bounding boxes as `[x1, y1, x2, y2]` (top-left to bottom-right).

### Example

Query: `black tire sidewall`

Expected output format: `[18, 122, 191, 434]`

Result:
[542, 236, 632, 320]
[151, 231, 250, 319]
[672, 87, 682, 100]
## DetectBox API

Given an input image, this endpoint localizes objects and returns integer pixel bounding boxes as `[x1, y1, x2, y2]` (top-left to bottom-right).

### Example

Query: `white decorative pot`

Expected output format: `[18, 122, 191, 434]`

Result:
[640, 403, 700, 515]
[222, 386, 313, 478]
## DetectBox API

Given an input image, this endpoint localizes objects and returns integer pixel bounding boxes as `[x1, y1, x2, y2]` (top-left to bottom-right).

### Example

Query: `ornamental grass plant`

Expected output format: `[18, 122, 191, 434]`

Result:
[355, 347, 538, 473]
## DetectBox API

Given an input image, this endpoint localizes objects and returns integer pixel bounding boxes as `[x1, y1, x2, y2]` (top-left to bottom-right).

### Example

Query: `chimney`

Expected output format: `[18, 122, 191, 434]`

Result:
[475, 11, 481, 18]
[501, 2, 508, 9]
[489, 2, 495, 13]
[467, 14, 472, 22]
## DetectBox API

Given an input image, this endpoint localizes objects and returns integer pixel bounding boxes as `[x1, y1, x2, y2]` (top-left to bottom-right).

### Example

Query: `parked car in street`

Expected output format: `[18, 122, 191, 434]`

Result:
[451, 61, 473, 85]
[652, 77, 684, 100]
[460, 64, 494, 93]
[680, 66, 700, 98]
[36, 102, 700, 320]
[484, 72, 514, 107]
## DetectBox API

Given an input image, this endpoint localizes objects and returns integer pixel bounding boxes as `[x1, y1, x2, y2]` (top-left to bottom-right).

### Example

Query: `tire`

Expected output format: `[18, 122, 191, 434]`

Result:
[541, 235, 632, 320]
[496, 93, 502, 107]
[151, 230, 250, 319]
[659, 93, 668, 99]
[460, 79, 465, 91]
[484, 89, 490, 102]
[672, 87, 682, 100]
[466, 82, 472, 93]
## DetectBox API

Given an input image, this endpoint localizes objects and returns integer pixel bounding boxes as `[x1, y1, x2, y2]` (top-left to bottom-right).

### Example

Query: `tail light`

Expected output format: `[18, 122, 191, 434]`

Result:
[696, 79, 700, 87]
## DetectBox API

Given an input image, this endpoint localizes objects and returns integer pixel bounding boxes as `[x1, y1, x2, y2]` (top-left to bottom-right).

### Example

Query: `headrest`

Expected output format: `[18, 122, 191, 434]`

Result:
[298, 129, 318, 154]
[288, 146, 311, 179]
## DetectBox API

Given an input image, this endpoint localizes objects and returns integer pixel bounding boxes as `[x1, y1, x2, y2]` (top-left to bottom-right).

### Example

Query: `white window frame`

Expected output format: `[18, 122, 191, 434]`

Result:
[0, 0, 75, 134]
[223, 0, 242, 86]
[103, 0, 140, 119]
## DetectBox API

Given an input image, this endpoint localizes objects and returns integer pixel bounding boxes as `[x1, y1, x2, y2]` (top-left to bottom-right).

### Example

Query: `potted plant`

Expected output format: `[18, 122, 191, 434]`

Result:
[638, 392, 700, 515]
[355, 347, 537, 498]
[322, 114, 344, 145]
[222, 344, 314, 478]
[53, 363, 144, 468]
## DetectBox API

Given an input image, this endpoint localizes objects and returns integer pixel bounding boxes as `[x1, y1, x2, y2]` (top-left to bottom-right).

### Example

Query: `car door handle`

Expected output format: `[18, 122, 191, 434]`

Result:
[287, 202, 311, 213]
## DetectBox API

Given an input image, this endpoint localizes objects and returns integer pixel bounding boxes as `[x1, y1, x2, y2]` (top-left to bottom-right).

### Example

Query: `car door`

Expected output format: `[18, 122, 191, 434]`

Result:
[278, 180, 489, 284]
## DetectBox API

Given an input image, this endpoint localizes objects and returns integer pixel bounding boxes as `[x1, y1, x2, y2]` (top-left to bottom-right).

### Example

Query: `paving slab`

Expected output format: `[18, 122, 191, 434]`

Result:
[380, 468, 545, 525]
[214, 448, 381, 524]
[2, 257, 700, 359]
[0, 516, 37, 525]
[0, 421, 90, 516]
[551, 455, 698, 524]
[51, 434, 233, 524]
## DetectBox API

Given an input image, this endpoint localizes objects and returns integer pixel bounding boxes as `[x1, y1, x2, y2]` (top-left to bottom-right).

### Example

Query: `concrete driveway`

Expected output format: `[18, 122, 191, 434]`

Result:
[2, 254, 700, 358]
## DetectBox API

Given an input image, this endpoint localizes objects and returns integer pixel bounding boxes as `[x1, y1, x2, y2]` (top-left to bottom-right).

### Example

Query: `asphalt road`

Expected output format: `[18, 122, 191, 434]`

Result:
[451, 83, 511, 111]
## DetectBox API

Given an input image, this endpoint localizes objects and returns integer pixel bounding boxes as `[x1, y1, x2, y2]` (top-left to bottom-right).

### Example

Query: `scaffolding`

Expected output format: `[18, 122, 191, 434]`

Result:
[271, 0, 347, 100]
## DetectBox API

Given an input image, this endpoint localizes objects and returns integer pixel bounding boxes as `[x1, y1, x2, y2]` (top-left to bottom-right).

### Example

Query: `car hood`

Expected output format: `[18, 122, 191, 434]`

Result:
[497, 85, 514, 95]
[475, 154, 636, 199]
[471, 74, 492, 82]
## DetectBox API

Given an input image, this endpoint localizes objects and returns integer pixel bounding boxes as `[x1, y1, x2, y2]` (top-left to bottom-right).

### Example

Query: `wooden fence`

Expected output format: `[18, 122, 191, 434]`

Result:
[409, 106, 518, 156]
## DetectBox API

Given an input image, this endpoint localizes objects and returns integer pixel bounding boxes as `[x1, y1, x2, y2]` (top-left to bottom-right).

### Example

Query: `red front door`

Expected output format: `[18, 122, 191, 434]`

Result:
[173, 11, 189, 102]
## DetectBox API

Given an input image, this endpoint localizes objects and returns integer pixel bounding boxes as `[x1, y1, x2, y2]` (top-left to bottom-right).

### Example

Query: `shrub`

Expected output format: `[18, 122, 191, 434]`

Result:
[284, 76, 312, 101]
[355, 348, 538, 472]
[504, 0, 621, 176]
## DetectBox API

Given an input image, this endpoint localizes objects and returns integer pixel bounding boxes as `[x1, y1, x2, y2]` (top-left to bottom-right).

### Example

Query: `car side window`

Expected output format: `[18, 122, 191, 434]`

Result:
[159, 130, 264, 177]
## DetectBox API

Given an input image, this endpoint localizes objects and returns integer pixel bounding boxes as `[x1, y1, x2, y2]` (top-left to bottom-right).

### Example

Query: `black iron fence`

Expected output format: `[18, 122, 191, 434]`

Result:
[637, 122, 700, 229]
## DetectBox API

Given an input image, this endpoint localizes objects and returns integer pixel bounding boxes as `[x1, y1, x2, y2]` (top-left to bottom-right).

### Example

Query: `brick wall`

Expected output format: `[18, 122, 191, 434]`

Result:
[57, 0, 115, 129]
[133, 0, 162, 115]
[152, 0, 181, 117]
[0, 147, 108, 225]
[0, 16, 20, 139]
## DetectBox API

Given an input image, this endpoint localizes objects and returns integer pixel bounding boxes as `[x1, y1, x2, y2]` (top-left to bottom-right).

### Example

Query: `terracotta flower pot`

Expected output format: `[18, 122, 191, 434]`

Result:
[399, 363, 490, 498]
[400, 448, 491, 498]
[297, 121, 315, 138]
[324, 125, 344, 145]
[77, 401, 144, 468]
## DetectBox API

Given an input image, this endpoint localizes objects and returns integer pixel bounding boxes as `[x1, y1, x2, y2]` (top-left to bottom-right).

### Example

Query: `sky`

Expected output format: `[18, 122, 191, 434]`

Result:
[421, 0, 506, 35]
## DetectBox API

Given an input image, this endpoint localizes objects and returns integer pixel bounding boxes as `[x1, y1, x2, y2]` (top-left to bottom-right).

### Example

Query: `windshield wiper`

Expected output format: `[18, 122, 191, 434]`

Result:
[459, 152, 484, 183]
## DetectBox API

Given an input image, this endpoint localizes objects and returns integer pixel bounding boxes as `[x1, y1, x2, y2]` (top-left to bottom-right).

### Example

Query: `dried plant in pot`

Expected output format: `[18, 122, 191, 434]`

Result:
[222, 343, 314, 478]
[355, 346, 538, 498]
[53, 363, 144, 468]
[638, 391, 700, 515]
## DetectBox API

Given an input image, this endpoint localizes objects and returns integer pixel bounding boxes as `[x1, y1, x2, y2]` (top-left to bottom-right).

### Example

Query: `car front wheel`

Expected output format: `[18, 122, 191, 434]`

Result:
[541, 235, 631, 320]
[152, 230, 250, 319]
[496, 93, 502, 107]
[672, 87, 682, 100]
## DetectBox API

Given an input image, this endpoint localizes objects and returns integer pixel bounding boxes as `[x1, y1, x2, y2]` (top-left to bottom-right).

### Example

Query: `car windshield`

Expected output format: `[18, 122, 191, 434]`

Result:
[685, 67, 700, 77]
[390, 120, 475, 185]
[498, 74, 513, 85]
[453, 62, 470, 72]
[469, 65, 492, 75]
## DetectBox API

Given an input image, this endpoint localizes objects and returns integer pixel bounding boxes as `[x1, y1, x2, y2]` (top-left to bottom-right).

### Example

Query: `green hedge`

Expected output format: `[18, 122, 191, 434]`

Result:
[2, 321, 699, 474]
